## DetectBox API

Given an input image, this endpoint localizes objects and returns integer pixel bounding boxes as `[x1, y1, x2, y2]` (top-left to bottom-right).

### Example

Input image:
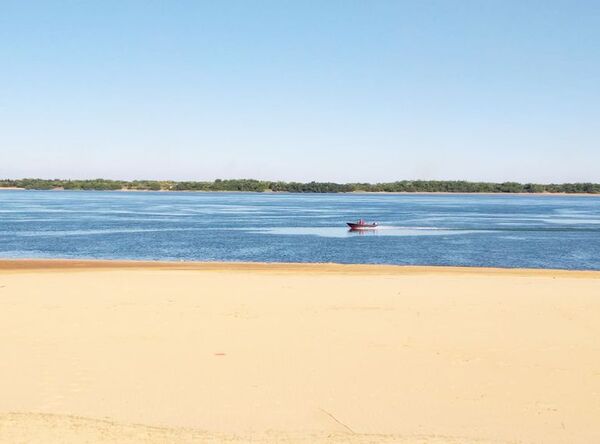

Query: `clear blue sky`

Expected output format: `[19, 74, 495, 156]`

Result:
[1, 1, 598, 183]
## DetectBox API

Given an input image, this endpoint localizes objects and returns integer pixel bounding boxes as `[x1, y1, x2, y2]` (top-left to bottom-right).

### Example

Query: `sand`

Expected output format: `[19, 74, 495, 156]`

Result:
[0, 260, 599, 443]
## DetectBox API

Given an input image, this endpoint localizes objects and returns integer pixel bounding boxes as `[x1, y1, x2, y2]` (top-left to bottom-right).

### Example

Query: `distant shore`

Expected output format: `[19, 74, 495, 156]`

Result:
[2, 178, 599, 194]
[1, 186, 600, 197]
[1, 259, 599, 443]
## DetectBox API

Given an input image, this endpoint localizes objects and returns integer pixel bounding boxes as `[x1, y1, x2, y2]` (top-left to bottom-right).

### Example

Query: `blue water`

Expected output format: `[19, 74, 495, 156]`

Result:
[1, 190, 599, 270]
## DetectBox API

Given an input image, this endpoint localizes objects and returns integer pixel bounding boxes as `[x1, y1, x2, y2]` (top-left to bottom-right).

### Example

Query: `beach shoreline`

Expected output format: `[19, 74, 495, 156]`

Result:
[1, 258, 600, 277]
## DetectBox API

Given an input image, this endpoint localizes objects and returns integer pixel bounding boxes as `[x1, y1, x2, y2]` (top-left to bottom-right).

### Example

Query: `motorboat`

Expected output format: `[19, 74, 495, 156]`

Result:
[346, 219, 378, 230]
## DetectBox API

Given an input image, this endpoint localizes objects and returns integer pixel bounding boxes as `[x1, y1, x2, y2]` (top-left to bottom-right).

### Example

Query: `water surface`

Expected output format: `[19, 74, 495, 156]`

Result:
[1, 190, 599, 269]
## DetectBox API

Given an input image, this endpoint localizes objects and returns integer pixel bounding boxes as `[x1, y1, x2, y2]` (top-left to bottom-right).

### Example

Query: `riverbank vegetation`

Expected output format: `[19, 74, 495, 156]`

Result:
[1, 178, 599, 194]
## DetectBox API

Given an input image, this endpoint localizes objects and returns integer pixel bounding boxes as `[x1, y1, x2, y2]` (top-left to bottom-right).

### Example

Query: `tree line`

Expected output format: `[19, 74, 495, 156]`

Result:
[1, 178, 599, 194]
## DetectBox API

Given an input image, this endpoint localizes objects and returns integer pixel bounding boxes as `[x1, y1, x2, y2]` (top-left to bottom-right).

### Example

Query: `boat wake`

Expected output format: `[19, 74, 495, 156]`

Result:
[253, 226, 482, 238]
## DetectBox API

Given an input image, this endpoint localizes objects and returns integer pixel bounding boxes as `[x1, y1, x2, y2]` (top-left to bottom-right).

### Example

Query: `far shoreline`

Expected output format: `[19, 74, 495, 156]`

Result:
[1, 187, 599, 197]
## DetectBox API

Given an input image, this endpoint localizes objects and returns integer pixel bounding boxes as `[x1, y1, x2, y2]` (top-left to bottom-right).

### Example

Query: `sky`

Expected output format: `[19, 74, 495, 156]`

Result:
[1, 1, 599, 183]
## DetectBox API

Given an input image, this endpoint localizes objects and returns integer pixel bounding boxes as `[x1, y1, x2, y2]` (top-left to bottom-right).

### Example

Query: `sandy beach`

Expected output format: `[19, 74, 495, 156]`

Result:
[1, 260, 599, 443]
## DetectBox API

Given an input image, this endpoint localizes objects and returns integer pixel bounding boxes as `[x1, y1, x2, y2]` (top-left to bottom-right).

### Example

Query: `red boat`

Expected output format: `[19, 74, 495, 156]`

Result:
[346, 219, 378, 230]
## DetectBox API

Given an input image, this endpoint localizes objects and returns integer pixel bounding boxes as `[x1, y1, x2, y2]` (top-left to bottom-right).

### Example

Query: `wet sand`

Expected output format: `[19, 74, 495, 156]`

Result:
[1, 260, 599, 443]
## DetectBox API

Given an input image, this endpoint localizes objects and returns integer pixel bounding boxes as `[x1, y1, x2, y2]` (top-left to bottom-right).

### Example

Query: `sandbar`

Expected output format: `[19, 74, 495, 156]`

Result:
[1, 260, 599, 443]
